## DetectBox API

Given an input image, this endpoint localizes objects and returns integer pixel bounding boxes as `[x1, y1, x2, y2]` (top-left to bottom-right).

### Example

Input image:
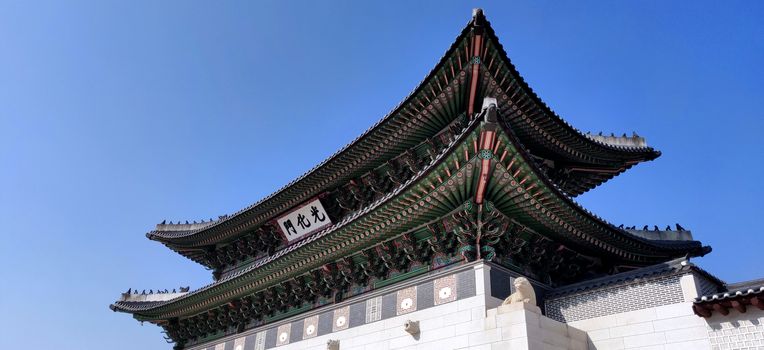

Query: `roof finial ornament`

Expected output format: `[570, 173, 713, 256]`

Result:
[472, 8, 484, 21]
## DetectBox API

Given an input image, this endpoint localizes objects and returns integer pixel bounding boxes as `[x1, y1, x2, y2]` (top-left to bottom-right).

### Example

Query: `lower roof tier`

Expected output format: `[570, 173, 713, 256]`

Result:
[112, 103, 708, 331]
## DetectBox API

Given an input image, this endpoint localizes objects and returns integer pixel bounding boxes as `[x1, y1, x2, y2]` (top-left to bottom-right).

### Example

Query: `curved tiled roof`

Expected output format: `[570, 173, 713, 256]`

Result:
[111, 115, 484, 316]
[697, 278, 764, 303]
[693, 277, 764, 317]
[112, 105, 707, 319]
[147, 9, 661, 252]
[480, 15, 660, 165]
[547, 258, 723, 299]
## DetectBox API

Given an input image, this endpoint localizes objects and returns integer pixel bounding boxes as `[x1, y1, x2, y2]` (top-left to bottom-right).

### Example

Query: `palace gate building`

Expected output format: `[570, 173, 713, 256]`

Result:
[111, 9, 764, 350]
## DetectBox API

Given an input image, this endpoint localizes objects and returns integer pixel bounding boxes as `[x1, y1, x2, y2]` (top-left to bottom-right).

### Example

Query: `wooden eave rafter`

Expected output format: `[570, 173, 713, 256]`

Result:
[113, 105, 705, 321]
[148, 8, 665, 264]
[694, 295, 764, 318]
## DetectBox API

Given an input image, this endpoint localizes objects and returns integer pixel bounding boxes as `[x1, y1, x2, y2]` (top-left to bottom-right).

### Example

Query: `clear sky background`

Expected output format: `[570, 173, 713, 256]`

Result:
[1, 1, 762, 349]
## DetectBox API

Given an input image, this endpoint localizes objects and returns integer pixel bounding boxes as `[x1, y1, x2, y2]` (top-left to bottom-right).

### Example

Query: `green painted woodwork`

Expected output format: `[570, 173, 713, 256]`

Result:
[130, 117, 697, 323]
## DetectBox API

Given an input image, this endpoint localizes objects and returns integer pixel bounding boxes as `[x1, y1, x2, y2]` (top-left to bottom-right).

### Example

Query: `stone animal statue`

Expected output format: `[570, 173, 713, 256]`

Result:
[501, 277, 536, 306]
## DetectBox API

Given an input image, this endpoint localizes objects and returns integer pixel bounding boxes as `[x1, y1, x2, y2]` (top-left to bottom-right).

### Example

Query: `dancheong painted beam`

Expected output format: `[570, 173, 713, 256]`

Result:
[111, 8, 709, 349]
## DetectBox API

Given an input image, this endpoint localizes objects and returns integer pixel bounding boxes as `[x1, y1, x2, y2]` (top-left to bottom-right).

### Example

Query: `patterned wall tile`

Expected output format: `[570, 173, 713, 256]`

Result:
[264, 327, 277, 349]
[365, 296, 382, 323]
[192, 270, 478, 350]
[233, 336, 246, 350]
[318, 310, 334, 336]
[302, 315, 319, 339]
[396, 286, 418, 315]
[332, 306, 350, 332]
[417, 280, 434, 309]
[434, 275, 457, 305]
[349, 300, 366, 327]
[289, 319, 303, 344]
[381, 293, 396, 319]
[489, 268, 514, 299]
[244, 334, 257, 350]
[275, 324, 291, 347]
[254, 331, 266, 350]
[457, 270, 476, 299]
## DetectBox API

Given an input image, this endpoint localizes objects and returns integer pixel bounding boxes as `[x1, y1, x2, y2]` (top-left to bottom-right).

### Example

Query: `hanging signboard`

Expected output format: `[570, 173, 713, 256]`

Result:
[276, 198, 333, 242]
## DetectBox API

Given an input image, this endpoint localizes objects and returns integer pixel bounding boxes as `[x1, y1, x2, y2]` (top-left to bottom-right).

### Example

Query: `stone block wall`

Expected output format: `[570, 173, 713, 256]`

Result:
[186, 262, 579, 350]
[567, 302, 711, 349]
[187, 262, 487, 350]
[184, 261, 763, 350]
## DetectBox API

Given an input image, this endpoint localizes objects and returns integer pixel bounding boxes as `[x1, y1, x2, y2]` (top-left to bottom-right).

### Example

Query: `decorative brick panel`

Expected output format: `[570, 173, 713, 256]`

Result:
[707, 309, 764, 350]
[545, 275, 684, 322]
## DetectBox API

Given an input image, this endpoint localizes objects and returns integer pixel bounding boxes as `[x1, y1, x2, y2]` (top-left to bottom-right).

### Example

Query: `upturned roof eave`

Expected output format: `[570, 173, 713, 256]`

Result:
[492, 113, 709, 260]
[113, 106, 705, 320]
[149, 12, 661, 249]
[111, 115, 488, 319]
[144, 17, 480, 247]
[479, 16, 661, 163]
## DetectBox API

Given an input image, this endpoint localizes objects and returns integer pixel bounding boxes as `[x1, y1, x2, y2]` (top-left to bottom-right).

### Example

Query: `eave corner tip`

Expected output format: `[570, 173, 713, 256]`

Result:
[698, 245, 713, 257]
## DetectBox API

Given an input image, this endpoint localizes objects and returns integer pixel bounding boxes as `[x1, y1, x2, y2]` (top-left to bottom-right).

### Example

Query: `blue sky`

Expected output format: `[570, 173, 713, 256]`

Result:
[1, 1, 762, 349]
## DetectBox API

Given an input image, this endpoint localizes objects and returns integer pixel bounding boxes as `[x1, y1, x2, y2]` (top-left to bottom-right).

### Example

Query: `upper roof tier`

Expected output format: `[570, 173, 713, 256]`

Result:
[147, 8, 661, 253]
[113, 102, 707, 323]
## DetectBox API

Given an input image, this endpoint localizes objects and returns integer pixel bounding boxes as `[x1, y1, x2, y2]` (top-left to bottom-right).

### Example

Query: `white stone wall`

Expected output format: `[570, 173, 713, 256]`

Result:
[183, 262, 764, 350]
[188, 263, 586, 350]
[568, 301, 711, 350]
[488, 303, 588, 350]
[247, 263, 511, 350]
[246, 295, 589, 350]
[705, 307, 764, 350]
[257, 293, 487, 350]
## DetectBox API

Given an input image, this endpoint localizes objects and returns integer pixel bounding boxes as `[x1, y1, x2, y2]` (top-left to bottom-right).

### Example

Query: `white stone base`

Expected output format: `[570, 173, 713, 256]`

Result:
[491, 302, 587, 350]
[568, 302, 712, 350]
